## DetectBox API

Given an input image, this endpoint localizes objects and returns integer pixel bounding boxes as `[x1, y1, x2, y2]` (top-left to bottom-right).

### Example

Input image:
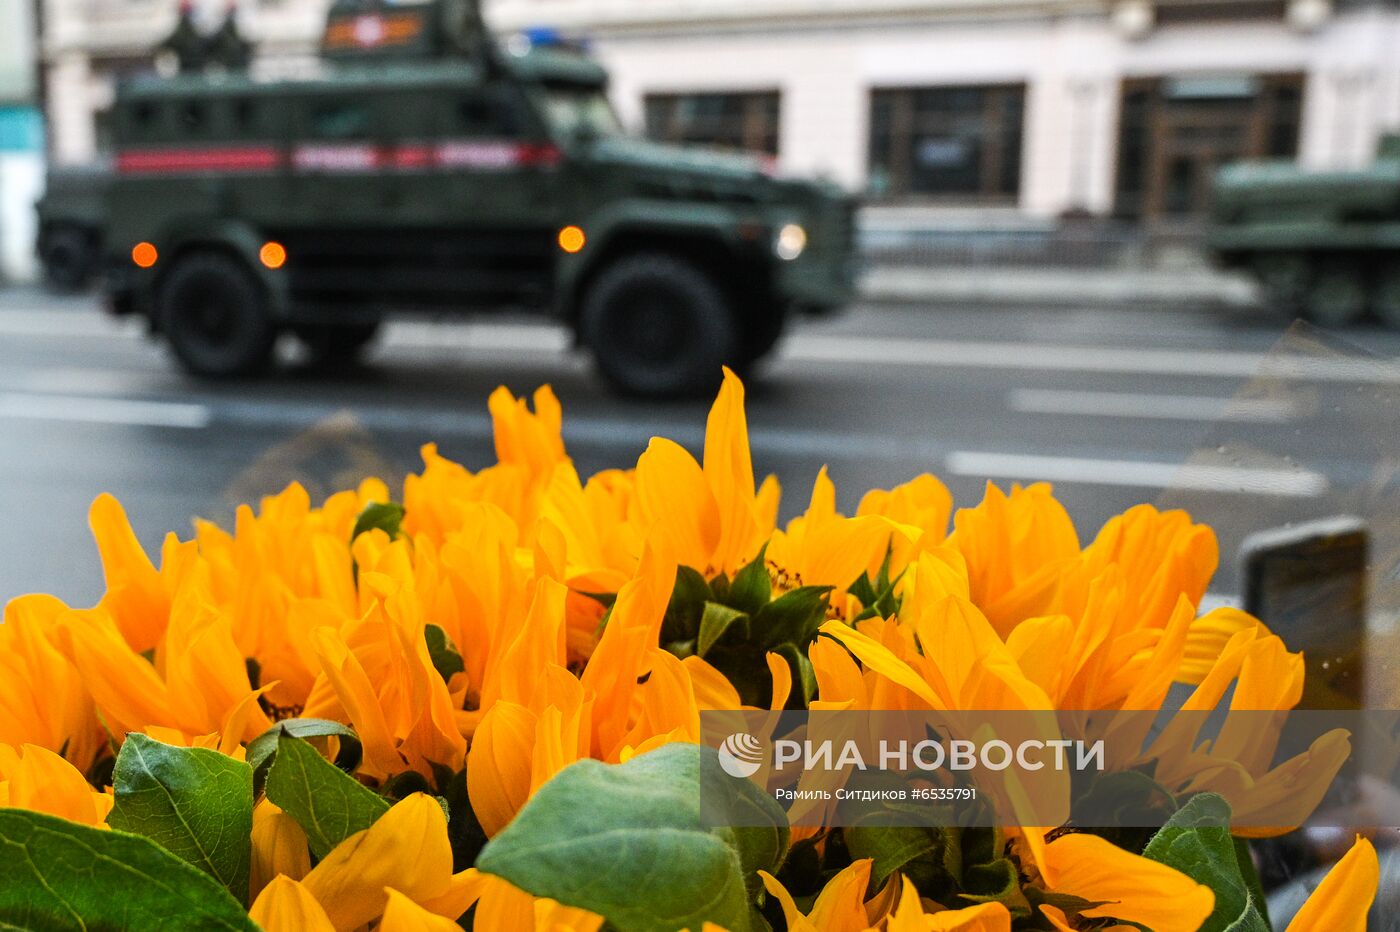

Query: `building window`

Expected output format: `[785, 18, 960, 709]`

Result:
[1114, 73, 1304, 219]
[1154, 0, 1288, 25]
[867, 84, 1026, 201]
[643, 91, 781, 156]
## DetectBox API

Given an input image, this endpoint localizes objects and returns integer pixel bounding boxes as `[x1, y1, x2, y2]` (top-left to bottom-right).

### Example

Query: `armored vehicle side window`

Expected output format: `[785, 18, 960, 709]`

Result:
[231, 98, 258, 134]
[455, 87, 530, 137]
[120, 100, 161, 141]
[177, 100, 208, 135]
[311, 101, 372, 139]
[133, 101, 158, 129]
[457, 96, 494, 135]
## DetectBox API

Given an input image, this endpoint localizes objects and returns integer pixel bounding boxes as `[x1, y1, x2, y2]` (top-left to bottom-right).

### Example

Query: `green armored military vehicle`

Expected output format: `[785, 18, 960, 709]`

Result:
[36, 164, 110, 291]
[37, 0, 855, 396]
[1208, 134, 1400, 329]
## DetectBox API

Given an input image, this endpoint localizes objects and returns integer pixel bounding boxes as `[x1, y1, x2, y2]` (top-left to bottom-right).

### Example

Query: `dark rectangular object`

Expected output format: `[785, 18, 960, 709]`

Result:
[1242, 516, 1369, 709]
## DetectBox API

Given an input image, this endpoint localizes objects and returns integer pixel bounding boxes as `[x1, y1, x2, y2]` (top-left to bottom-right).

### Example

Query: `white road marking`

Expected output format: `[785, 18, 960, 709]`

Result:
[381, 324, 1400, 386]
[383, 321, 571, 354]
[944, 451, 1329, 498]
[1006, 388, 1304, 423]
[0, 311, 144, 338]
[20, 367, 161, 396]
[0, 392, 211, 429]
[0, 385, 1340, 499]
[787, 335, 1400, 385]
[3, 310, 1398, 385]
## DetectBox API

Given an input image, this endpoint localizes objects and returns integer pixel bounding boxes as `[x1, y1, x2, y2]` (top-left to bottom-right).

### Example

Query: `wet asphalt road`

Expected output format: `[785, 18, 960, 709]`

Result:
[2, 286, 1399, 622]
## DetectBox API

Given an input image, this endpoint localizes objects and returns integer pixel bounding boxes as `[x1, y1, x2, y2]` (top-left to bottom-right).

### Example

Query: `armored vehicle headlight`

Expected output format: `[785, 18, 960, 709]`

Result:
[776, 224, 807, 261]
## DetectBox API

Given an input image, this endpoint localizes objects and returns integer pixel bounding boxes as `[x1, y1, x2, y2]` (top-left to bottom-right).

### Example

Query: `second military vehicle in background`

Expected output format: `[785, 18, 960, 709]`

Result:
[1208, 134, 1400, 329]
[37, 0, 855, 397]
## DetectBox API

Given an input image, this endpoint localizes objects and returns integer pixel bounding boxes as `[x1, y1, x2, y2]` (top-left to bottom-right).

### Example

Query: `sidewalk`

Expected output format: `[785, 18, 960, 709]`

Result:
[860, 264, 1262, 309]
[856, 205, 1262, 309]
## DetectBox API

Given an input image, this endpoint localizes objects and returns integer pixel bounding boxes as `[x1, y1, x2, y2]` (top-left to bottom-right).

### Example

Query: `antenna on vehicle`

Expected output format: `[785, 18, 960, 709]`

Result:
[155, 0, 209, 74]
[206, 0, 253, 73]
[441, 0, 506, 76]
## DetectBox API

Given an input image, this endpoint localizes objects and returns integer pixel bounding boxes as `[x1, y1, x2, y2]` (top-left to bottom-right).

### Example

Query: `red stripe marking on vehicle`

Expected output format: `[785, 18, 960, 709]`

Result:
[391, 144, 434, 169]
[114, 140, 564, 175]
[116, 146, 282, 174]
[518, 142, 563, 168]
[292, 143, 381, 171]
[435, 140, 561, 169]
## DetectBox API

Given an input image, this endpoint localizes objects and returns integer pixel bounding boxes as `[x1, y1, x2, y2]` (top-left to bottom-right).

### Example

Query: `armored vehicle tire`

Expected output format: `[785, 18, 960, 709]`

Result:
[581, 253, 739, 398]
[1374, 269, 1400, 330]
[1303, 259, 1368, 328]
[158, 252, 277, 378]
[40, 225, 99, 292]
[739, 305, 788, 368]
[1253, 253, 1311, 314]
[294, 322, 381, 366]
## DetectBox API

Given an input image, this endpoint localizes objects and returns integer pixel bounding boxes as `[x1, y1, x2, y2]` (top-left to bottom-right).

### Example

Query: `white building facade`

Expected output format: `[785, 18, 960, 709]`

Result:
[38, 0, 1400, 223]
[1, 0, 44, 281]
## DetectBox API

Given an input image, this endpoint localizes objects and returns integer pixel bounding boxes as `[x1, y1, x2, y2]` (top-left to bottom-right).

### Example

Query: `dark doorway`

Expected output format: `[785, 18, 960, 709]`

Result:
[1114, 73, 1303, 220]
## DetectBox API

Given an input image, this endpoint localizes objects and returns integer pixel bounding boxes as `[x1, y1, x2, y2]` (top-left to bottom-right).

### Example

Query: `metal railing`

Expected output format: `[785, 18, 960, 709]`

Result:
[858, 214, 1211, 271]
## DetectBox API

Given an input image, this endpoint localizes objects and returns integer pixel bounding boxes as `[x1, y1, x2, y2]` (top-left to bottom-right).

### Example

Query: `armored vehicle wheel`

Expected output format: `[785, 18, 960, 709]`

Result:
[294, 322, 381, 366]
[1303, 259, 1368, 328]
[1253, 253, 1311, 313]
[158, 252, 277, 378]
[40, 224, 98, 292]
[581, 253, 738, 398]
[739, 305, 788, 369]
[1374, 268, 1400, 330]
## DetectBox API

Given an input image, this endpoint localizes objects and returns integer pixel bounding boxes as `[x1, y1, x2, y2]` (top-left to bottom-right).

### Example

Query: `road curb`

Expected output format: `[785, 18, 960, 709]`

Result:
[860, 266, 1262, 310]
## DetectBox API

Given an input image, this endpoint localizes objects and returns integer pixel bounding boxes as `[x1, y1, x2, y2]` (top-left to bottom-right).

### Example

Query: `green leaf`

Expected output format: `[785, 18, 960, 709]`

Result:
[265, 733, 390, 859]
[107, 733, 253, 904]
[728, 545, 772, 615]
[425, 624, 466, 683]
[961, 856, 1031, 917]
[664, 639, 697, 659]
[1023, 886, 1105, 921]
[0, 809, 258, 930]
[246, 718, 364, 795]
[352, 501, 405, 542]
[1072, 769, 1179, 855]
[845, 825, 940, 887]
[1143, 793, 1271, 932]
[754, 586, 832, 650]
[698, 603, 749, 658]
[704, 760, 791, 901]
[941, 825, 963, 885]
[1234, 837, 1271, 927]
[441, 767, 489, 872]
[477, 743, 788, 932]
[849, 542, 905, 622]
[575, 589, 617, 610]
[662, 566, 714, 646]
[771, 643, 817, 707]
[848, 572, 878, 609]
